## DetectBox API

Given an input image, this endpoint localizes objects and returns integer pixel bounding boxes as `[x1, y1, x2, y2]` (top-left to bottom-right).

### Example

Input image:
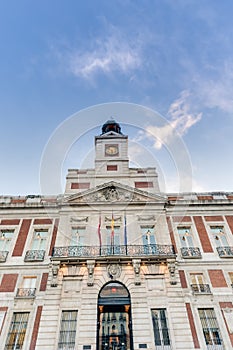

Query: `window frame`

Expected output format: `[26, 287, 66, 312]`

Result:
[58, 310, 78, 350]
[4, 312, 30, 350]
[0, 229, 15, 252]
[210, 225, 228, 248]
[151, 308, 171, 349]
[198, 308, 224, 349]
[70, 226, 86, 247]
[177, 226, 194, 248]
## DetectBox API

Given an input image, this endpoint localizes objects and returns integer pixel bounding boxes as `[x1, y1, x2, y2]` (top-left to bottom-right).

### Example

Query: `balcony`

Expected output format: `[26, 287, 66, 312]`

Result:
[16, 288, 36, 298]
[52, 244, 176, 261]
[217, 246, 233, 258]
[24, 250, 45, 262]
[0, 250, 8, 262]
[191, 284, 211, 294]
[181, 247, 202, 258]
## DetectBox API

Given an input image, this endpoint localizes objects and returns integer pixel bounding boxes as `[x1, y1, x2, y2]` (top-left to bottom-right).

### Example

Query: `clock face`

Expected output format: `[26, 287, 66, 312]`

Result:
[105, 144, 119, 156]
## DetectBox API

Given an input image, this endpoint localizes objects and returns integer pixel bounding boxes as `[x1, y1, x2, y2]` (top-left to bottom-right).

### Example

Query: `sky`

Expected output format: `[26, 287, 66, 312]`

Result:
[1, 0, 233, 196]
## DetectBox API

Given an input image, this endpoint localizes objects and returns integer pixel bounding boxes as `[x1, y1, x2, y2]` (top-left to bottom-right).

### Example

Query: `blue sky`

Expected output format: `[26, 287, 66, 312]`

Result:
[1, 0, 233, 195]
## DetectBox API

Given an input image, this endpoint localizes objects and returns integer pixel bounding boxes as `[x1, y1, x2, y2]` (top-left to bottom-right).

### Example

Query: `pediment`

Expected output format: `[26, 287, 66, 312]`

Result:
[65, 181, 166, 204]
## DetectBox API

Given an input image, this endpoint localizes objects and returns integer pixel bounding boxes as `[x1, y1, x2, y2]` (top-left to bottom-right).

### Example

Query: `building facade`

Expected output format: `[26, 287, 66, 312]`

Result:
[0, 120, 233, 350]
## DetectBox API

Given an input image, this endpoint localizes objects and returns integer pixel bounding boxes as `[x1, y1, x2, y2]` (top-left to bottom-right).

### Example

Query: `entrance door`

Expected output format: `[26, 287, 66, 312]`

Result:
[97, 282, 133, 350]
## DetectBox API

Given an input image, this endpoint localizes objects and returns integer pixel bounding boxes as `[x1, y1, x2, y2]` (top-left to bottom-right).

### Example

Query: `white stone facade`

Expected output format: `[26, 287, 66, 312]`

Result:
[0, 120, 233, 350]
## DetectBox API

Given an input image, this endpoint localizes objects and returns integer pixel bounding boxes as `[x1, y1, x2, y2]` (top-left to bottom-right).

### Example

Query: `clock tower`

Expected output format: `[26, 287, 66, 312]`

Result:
[95, 119, 129, 178]
[65, 119, 160, 193]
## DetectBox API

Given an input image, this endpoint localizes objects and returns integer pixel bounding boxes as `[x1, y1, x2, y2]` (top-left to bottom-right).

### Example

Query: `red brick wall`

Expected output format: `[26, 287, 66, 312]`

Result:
[179, 270, 188, 288]
[39, 273, 49, 291]
[208, 270, 227, 287]
[0, 219, 20, 225]
[193, 216, 213, 252]
[49, 218, 59, 256]
[29, 306, 43, 350]
[172, 216, 191, 222]
[33, 219, 53, 225]
[219, 302, 233, 346]
[12, 219, 31, 256]
[134, 182, 153, 188]
[71, 182, 90, 189]
[197, 195, 213, 200]
[0, 274, 18, 292]
[204, 216, 224, 221]
[166, 217, 177, 253]
[186, 303, 200, 348]
[226, 216, 233, 235]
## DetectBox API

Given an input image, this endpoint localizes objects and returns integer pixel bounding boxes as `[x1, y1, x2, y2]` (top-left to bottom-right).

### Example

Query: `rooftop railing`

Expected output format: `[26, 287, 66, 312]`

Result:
[52, 244, 175, 260]
[16, 288, 36, 298]
[0, 251, 8, 262]
[217, 246, 233, 257]
[191, 284, 211, 294]
[181, 247, 202, 258]
[24, 250, 45, 262]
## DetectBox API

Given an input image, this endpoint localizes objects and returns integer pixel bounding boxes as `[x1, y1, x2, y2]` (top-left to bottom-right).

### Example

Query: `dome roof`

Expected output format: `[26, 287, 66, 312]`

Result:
[102, 119, 122, 135]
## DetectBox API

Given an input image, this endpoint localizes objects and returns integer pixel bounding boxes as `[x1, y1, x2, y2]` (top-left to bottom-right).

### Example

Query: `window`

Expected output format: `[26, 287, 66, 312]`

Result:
[151, 309, 171, 349]
[31, 229, 48, 250]
[17, 276, 36, 297]
[141, 226, 156, 254]
[191, 273, 204, 285]
[141, 226, 156, 245]
[70, 227, 85, 246]
[106, 225, 121, 254]
[198, 308, 223, 349]
[58, 310, 78, 350]
[210, 226, 228, 247]
[25, 229, 48, 261]
[0, 230, 14, 251]
[177, 227, 193, 247]
[5, 312, 29, 350]
[190, 273, 211, 293]
[106, 226, 120, 246]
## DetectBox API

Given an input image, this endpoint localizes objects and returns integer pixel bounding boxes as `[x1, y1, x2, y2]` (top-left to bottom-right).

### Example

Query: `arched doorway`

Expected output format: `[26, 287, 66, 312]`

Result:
[97, 282, 133, 350]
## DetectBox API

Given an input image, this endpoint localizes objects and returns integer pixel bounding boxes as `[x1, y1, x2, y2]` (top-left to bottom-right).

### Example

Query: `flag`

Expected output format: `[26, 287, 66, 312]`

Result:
[98, 214, 102, 246]
[124, 212, 127, 246]
[111, 213, 114, 246]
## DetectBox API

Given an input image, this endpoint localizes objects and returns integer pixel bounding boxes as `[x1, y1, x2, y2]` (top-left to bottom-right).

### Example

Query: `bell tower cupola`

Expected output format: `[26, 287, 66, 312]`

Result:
[101, 119, 122, 135]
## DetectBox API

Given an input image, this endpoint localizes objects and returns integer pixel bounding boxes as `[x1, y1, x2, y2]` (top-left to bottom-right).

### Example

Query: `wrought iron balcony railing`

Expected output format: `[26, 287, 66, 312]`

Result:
[217, 246, 233, 257]
[191, 284, 211, 294]
[24, 250, 45, 262]
[0, 250, 8, 262]
[181, 247, 202, 258]
[16, 288, 36, 298]
[52, 244, 175, 259]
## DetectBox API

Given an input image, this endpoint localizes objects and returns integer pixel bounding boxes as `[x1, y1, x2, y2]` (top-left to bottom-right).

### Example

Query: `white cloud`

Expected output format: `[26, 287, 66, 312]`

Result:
[168, 90, 202, 135]
[142, 90, 202, 149]
[194, 62, 233, 113]
[67, 32, 141, 81]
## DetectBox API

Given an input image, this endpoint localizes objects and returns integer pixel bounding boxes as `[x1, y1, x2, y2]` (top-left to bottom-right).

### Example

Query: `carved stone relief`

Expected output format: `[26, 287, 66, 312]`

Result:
[86, 260, 95, 286]
[132, 259, 141, 285]
[107, 264, 122, 279]
[167, 259, 177, 285]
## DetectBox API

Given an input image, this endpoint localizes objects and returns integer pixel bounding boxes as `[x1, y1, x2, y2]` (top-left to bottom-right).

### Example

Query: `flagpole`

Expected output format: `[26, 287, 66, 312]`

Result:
[111, 212, 114, 254]
[124, 212, 128, 255]
[98, 212, 102, 255]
